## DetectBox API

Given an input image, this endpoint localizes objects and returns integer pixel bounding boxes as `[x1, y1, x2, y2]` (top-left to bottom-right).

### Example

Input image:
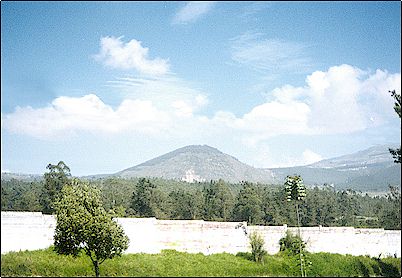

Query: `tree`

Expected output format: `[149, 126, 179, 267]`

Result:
[130, 178, 157, 217]
[232, 181, 263, 224]
[167, 189, 202, 220]
[285, 175, 307, 277]
[53, 178, 129, 277]
[336, 189, 360, 226]
[380, 185, 401, 230]
[203, 179, 234, 221]
[249, 231, 267, 263]
[41, 161, 71, 214]
[388, 90, 401, 164]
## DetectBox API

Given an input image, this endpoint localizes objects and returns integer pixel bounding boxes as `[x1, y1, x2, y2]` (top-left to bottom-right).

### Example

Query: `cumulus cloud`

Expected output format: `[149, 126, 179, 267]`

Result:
[94, 36, 169, 75]
[1, 94, 171, 138]
[2, 65, 400, 154]
[204, 64, 401, 146]
[172, 1, 215, 24]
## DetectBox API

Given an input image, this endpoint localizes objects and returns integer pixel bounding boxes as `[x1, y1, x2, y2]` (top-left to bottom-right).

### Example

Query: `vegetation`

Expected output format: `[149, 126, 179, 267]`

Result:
[42, 161, 71, 214]
[53, 179, 129, 277]
[388, 90, 401, 164]
[248, 231, 267, 263]
[279, 231, 312, 276]
[279, 230, 306, 255]
[1, 247, 400, 277]
[2, 175, 401, 229]
[284, 175, 307, 276]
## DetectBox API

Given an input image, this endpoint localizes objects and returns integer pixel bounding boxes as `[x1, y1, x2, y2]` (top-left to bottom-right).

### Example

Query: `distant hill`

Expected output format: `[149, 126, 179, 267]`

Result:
[269, 145, 401, 191]
[116, 145, 275, 184]
[2, 144, 400, 192]
[0, 172, 42, 182]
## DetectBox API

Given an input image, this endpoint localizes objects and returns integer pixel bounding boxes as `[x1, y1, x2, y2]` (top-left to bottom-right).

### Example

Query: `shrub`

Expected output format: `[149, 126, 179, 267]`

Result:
[249, 231, 267, 263]
[279, 230, 306, 255]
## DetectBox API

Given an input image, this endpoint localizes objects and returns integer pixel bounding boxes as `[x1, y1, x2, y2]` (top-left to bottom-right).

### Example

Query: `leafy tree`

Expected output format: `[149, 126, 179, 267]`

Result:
[203, 179, 234, 221]
[232, 181, 263, 224]
[284, 175, 306, 277]
[41, 161, 71, 214]
[130, 178, 157, 217]
[388, 90, 401, 163]
[53, 179, 129, 277]
[261, 186, 294, 226]
[168, 189, 203, 220]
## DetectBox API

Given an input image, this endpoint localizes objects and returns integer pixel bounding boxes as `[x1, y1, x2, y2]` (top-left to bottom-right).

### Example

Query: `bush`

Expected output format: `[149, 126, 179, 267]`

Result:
[279, 230, 306, 255]
[249, 231, 267, 263]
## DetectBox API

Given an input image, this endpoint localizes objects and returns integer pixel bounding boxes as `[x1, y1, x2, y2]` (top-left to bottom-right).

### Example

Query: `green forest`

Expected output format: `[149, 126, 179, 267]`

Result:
[1, 162, 400, 230]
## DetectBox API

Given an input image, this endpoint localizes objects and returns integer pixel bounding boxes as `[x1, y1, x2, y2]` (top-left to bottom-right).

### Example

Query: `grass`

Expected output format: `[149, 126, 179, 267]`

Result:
[1, 247, 401, 277]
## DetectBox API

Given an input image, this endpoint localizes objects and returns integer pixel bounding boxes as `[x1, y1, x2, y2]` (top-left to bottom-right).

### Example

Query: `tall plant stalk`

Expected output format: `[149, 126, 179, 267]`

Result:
[295, 202, 304, 277]
[285, 175, 306, 277]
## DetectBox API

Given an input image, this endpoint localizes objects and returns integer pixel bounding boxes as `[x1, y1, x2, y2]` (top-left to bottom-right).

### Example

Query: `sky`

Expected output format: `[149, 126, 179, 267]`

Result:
[1, 1, 401, 176]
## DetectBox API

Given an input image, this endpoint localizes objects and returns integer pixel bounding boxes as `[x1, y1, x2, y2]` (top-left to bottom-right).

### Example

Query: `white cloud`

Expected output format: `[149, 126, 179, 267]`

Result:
[2, 64, 400, 163]
[230, 32, 313, 75]
[243, 143, 323, 168]
[302, 149, 323, 165]
[1, 94, 171, 139]
[94, 36, 169, 75]
[106, 75, 209, 116]
[305, 65, 400, 134]
[172, 1, 215, 24]
[205, 64, 400, 147]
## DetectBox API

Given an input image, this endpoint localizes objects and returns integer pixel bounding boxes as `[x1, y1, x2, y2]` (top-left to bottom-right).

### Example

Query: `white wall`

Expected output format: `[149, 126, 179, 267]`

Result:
[1, 211, 400, 258]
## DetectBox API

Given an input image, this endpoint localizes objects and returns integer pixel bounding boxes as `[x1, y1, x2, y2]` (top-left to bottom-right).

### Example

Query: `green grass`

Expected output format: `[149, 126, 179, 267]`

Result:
[1, 247, 401, 277]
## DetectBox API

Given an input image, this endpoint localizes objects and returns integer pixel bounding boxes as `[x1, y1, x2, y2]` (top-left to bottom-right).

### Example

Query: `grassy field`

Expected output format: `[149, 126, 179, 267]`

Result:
[1, 247, 401, 277]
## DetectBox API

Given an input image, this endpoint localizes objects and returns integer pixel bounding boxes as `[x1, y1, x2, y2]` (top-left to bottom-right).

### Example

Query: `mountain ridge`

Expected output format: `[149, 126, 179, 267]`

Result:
[268, 144, 401, 191]
[2, 144, 400, 191]
[116, 144, 275, 183]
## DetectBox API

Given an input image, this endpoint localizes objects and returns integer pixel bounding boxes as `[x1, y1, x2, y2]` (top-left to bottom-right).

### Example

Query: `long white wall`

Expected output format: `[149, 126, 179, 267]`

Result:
[1, 211, 400, 257]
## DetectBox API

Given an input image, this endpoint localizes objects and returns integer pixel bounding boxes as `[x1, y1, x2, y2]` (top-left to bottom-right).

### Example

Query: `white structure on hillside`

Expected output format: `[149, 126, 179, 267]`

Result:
[181, 169, 206, 183]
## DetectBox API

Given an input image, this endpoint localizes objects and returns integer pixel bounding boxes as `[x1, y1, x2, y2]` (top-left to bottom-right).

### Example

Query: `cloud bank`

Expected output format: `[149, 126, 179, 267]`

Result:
[3, 64, 399, 140]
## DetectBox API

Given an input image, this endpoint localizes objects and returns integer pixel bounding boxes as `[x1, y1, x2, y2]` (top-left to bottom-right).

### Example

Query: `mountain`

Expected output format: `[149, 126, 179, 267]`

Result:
[269, 145, 401, 191]
[116, 145, 275, 183]
[3, 144, 400, 192]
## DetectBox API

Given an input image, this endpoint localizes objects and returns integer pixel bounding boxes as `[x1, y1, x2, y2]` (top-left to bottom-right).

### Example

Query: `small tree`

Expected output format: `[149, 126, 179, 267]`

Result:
[54, 179, 129, 277]
[279, 230, 306, 255]
[285, 175, 307, 277]
[249, 231, 267, 263]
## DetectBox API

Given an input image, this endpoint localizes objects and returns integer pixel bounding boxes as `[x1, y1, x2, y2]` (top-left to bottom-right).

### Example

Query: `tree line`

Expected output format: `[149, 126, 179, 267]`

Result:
[2, 163, 400, 230]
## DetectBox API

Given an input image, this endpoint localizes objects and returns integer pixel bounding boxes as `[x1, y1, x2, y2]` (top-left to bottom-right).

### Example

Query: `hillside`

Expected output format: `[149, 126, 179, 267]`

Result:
[269, 145, 401, 191]
[116, 145, 275, 184]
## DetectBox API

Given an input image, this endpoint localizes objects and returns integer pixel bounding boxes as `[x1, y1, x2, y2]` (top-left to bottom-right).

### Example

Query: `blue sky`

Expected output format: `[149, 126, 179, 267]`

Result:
[1, 1, 401, 176]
